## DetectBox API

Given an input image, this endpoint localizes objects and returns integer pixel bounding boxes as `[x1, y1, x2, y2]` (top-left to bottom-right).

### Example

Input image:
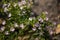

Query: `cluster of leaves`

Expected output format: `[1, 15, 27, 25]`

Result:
[0, 0, 53, 40]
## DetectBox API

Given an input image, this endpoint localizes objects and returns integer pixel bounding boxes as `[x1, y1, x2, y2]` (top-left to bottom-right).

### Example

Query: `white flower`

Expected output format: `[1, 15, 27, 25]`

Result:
[23, 11, 26, 14]
[8, 3, 10, 7]
[10, 27, 15, 32]
[3, 4, 7, 8]
[14, 3, 17, 7]
[18, 14, 21, 16]
[2, 20, 6, 25]
[35, 38, 39, 40]
[32, 28, 36, 31]
[38, 27, 41, 30]
[30, 12, 34, 15]
[1, 26, 5, 32]
[5, 31, 9, 35]
[21, 0, 26, 5]
[14, 23, 18, 27]
[20, 24, 24, 29]
[18, 2, 22, 7]
[20, 6, 23, 10]
[4, 7, 8, 12]
[27, 4, 31, 8]
[29, 17, 33, 21]
[44, 11, 48, 14]
[38, 18, 43, 22]
[8, 13, 11, 17]
[40, 32, 43, 35]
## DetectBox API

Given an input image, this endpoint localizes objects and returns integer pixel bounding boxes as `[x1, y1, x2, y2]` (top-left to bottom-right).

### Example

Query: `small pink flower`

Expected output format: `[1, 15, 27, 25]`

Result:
[45, 17, 49, 21]
[38, 18, 43, 22]
[34, 23, 40, 27]
[32, 28, 36, 31]
[53, 22, 56, 25]
[49, 30, 53, 35]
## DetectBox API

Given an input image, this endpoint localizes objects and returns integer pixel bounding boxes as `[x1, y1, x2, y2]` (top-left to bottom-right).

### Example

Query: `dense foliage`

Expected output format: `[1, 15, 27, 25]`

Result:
[0, 0, 54, 40]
